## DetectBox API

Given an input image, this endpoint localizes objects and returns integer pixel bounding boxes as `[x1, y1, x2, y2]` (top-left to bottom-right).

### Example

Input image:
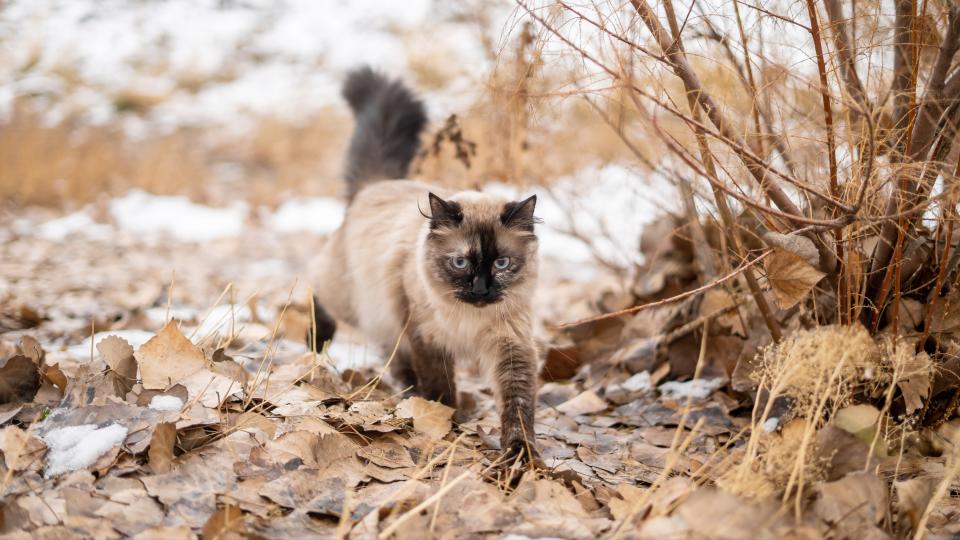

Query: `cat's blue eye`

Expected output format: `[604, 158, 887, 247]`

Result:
[452, 256, 469, 269]
[493, 257, 510, 270]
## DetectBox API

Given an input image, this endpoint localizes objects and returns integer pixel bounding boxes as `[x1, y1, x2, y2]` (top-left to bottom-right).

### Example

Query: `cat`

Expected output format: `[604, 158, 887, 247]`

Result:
[309, 66, 540, 460]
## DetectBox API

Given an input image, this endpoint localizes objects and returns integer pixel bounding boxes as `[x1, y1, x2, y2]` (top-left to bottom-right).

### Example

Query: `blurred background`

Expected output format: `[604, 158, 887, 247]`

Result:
[0, 0, 675, 352]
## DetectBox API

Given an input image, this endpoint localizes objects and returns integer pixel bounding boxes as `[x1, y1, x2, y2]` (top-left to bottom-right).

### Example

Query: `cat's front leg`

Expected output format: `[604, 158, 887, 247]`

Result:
[494, 339, 539, 462]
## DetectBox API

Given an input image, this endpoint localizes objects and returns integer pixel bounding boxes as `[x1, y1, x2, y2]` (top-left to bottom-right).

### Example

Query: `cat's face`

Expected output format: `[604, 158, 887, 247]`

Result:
[423, 192, 538, 307]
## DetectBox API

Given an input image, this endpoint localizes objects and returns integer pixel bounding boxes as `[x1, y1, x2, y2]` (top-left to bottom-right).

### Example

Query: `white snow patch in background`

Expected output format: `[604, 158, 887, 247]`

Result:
[109, 190, 247, 242]
[658, 377, 726, 401]
[67, 330, 156, 359]
[192, 304, 253, 338]
[37, 212, 113, 241]
[41, 423, 128, 477]
[268, 197, 345, 234]
[762, 417, 780, 432]
[621, 371, 653, 393]
[149, 395, 184, 412]
[0, 0, 491, 128]
[487, 163, 678, 272]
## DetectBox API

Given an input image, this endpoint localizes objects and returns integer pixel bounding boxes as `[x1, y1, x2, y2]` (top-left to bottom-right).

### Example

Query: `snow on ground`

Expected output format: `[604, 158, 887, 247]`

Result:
[25, 161, 677, 273]
[40, 423, 129, 477]
[267, 197, 345, 235]
[658, 377, 727, 401]
[149, 395, 184, 412]
[0, 0, 498, 130]
[109, 190, 247, 242]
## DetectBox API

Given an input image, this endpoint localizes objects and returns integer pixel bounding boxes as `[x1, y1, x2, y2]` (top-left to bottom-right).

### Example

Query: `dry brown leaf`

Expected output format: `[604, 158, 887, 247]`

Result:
[98, 336, 138, 395]
[356, 440, 415, 469]
[699, 289, 745, 336]
[131, 526, 194, 540]
[200, 504, 246, 540]
[555, 390, 607, 417]
[833, 404, 880, 446]
[136, 321, 206, 390]
[395, 397, 454, 440]
[763, 248, 826, 310]
[233, 412, 276, 441]
[148, 422, 176, 474]
[16, 336, 44, 366]
[893, 476, 937, 536]
[763, 232, 820, 266]
[0, 425, 46, 472]
[0, 356, 40, 405]
[813, 472, 889, 528]
[42, 364, 67, 393]
[897, 352, 932, 416]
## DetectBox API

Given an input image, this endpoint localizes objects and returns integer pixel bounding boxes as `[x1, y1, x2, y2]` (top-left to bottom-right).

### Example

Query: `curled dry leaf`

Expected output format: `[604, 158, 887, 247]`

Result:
[762, 232, 820, 266]
[148, 422, 177, 474]
[897, 352, 932, 416]
[98, 335, 138, 395]
[763, 247, 826, 310]
[0, 355, 40, 405]
[395, 396, 454, 440]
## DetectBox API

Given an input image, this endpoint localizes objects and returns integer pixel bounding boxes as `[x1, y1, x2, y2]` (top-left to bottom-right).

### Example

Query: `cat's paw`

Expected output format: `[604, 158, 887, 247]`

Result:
[498, 438, 541, 468]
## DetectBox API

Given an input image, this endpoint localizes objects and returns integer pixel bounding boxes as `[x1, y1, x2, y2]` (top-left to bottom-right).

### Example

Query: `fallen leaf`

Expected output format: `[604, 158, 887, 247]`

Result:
[200, 504, 245, 540]
[833, 404, 881, 445]
[98, 336, 137, 395]
[148, 422, 176, 474]
[555, 390, 607, 416]
[0, 425, 46, 472]
[897, 352, 932, 416]
[813, 472, 889, 528]
[395, 397, 454, 439]
[0, 356, 40, 405]
[763, 247, 826, 309]
[357, 440, 415, 469]
[893, 476, 937, 536]
[816, 425, 881, 481]
[136, 321, 206, 390]
[699, 289, 745, 336]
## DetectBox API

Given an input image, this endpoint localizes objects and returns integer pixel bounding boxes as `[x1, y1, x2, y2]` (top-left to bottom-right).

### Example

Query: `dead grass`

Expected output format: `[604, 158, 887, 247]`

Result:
[0, 101, 350, 209]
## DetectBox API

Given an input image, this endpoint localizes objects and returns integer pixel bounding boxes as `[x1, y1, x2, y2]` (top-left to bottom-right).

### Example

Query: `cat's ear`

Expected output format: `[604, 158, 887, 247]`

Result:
[427, 192, 463, 228]
[501, 195, 537, 231]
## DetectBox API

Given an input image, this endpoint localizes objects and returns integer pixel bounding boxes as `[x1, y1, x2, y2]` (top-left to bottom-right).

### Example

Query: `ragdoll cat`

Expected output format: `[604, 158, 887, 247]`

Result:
[311, 67, 540, 460]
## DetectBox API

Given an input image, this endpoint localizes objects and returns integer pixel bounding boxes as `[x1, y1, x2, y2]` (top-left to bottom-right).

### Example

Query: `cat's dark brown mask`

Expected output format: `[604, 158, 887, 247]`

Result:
[424, 192, 538, 307]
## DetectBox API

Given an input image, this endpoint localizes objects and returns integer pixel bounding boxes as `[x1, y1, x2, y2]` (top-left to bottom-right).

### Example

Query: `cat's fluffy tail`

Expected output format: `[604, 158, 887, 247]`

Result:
[341, 66, 427, 201]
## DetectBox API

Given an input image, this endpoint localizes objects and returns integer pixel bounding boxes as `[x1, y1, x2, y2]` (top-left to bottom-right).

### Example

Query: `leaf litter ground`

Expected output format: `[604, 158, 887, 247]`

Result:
[1, 211, 960, 539]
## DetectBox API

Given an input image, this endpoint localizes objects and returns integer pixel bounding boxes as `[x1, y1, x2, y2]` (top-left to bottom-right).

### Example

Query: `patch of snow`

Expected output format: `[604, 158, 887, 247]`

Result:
[657, 377, 726, 401]
[109, 190, 247, 242]
[37, 212, 113, 241]
[268, 197, 345, 235]
[0, 0, 494, 130]
[485, 163, 678, 274]
[67, 330, 157, 359]
[40, 423, 128, 477]
[144, 306, 198, 328]
[621, 371, 653, 393]
[324, 331, 383, 372]
[192, 304, 253, 338]
[762, 417, 780, 433]
[149, 395, 184, 412]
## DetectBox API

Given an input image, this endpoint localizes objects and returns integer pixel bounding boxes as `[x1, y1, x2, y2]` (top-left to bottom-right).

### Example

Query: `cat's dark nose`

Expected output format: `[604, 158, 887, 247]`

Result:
[471, 275, 490, 295]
